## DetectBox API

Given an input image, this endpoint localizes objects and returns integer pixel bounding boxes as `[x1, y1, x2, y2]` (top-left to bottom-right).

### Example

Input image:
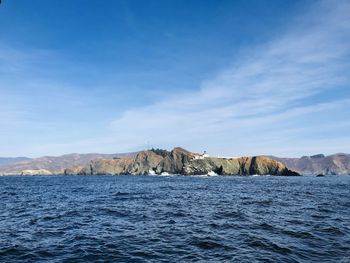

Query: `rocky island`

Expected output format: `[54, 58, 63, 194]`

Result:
[64, 147, 300, 176]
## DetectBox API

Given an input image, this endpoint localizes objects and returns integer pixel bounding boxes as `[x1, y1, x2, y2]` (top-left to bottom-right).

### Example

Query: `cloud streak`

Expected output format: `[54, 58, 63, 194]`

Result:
[0, 0, 349, 157]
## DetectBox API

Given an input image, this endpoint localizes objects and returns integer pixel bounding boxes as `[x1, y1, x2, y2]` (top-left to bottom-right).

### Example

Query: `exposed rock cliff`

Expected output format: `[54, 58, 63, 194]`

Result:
[128, 151, 163, 175]
[64, 148, 299, 176]
[155, 147, 195, 174]
[184, 156, 296, 176]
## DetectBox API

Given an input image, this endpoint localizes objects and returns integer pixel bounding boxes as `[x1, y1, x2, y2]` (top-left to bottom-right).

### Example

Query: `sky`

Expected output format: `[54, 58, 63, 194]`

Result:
[0, 0, 349, 157]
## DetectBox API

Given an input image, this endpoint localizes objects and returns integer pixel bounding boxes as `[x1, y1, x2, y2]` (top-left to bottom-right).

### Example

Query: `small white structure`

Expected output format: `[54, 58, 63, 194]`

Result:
[20, 169, 52, 176]
[194, 151, 210, 160]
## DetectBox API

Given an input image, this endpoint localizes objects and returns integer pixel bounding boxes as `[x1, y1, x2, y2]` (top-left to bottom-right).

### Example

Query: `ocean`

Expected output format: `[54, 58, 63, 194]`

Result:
[1, 175, 349, 262]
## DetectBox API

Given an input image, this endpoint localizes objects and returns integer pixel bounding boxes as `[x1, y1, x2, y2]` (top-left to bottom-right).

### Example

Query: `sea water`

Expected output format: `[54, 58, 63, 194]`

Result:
[0, 175, 349, 262]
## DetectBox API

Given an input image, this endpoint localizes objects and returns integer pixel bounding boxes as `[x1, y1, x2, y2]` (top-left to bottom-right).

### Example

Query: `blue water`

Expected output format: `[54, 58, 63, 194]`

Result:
[0, 175, 350, 262]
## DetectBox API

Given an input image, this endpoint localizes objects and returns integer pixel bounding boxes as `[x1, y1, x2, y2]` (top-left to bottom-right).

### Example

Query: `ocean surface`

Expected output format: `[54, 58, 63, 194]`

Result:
[0, 175, 350, 263]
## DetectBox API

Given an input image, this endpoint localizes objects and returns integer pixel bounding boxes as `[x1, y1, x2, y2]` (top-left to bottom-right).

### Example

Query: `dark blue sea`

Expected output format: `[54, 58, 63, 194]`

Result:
[0, 175, 350, 262]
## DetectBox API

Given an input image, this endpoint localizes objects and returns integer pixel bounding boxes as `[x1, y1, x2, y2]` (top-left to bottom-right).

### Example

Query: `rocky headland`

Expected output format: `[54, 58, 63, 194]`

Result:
[64, 147, 300, 176]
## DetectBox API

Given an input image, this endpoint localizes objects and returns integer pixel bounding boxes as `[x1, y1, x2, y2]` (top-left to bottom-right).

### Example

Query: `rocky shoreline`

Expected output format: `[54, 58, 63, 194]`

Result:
[0, 147, 301, 176]
[63, 147, 300, 176]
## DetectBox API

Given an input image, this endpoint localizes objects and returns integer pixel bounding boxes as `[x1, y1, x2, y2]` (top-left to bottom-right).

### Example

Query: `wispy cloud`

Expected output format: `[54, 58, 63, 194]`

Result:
[108, 0, 350, 156]
[1, 0, 349, 157]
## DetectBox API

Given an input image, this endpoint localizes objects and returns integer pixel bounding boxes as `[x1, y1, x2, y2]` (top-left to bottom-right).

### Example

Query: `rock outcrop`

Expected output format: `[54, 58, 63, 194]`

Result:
[128, 151, 163, 175]
[155, 147, 195, 174]
[183, 156, 298, 176]
[64, 147, 300, 176]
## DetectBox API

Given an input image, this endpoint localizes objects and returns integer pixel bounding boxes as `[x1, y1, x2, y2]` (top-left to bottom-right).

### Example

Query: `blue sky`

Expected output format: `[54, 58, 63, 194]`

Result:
[0, 0, 349, 157]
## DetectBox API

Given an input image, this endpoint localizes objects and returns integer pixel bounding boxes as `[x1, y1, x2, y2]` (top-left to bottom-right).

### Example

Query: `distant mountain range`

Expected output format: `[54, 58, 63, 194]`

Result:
[0, 152, 136, 175]
[0, 151, 349, 175]
[270, 153, 350, 175]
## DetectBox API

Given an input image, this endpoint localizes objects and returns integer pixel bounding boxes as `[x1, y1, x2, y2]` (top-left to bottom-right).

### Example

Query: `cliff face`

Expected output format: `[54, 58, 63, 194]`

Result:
[65, 147, 299, 176]
[183, 156, 297, 176]
[271, 153, 350, 175]
[128, 151, 163, 175]
[155, 148, 195, 174]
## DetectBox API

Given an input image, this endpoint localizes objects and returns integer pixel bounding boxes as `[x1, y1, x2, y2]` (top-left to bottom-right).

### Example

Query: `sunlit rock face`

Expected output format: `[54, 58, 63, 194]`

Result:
[64, 147, 300, 176]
